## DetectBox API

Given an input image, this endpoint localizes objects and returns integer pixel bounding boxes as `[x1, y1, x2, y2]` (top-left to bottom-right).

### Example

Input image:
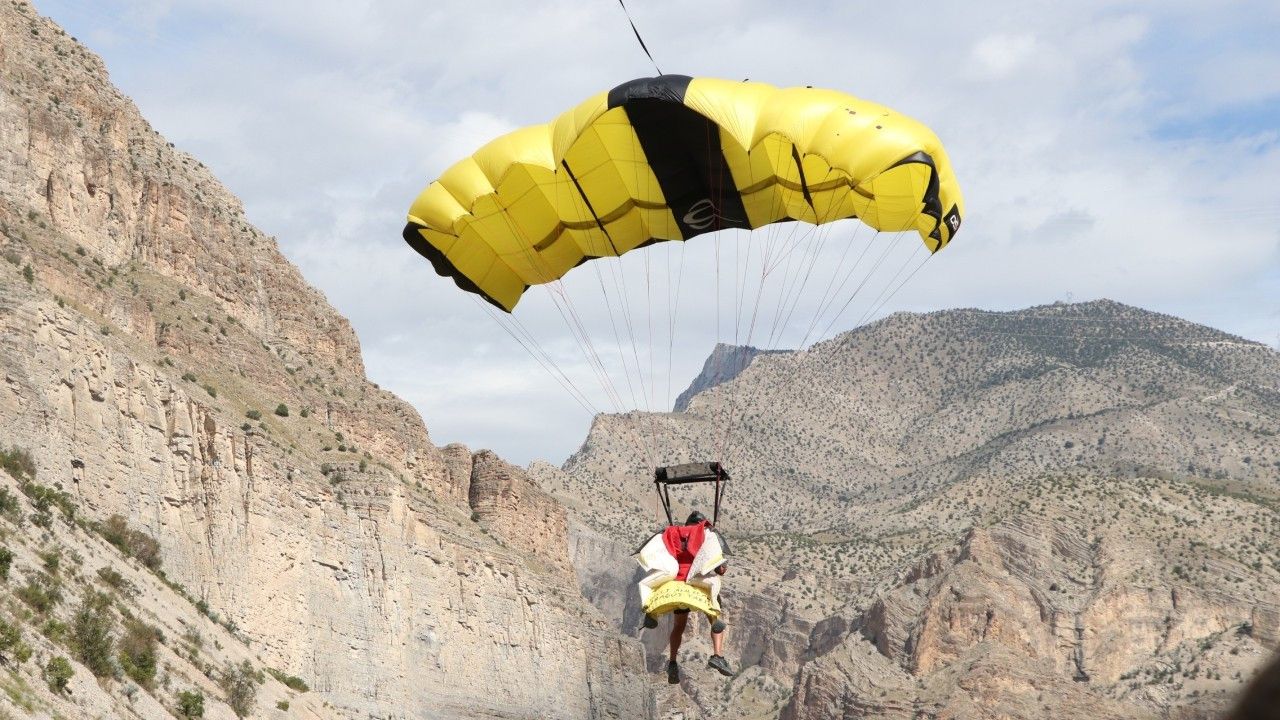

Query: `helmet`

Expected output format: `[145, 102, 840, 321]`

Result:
[685, 510, 708, 526]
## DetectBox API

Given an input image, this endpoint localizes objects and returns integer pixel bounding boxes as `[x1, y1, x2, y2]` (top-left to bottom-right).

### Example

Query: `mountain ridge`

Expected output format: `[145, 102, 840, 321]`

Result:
[543, 298, 1280, 719]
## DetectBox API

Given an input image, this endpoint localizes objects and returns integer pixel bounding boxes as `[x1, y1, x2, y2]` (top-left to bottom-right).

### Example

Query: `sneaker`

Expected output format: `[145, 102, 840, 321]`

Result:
[711, 618, 727, 633]
[707, 654, 733, 677]
[643, 614, 658, 629]
[667, 660, 680, 684]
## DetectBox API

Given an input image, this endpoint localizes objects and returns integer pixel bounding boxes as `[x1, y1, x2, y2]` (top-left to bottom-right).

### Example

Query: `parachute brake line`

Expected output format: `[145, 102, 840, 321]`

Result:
[615, 0, 663, 75]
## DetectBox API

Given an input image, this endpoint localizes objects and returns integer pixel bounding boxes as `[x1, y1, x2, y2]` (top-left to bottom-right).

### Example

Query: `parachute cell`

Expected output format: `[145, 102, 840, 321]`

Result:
[404, 75, 963, 312]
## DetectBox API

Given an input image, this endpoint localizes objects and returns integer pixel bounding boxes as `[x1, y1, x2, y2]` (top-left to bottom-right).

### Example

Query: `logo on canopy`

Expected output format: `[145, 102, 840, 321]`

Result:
[683, 199, 719, 230]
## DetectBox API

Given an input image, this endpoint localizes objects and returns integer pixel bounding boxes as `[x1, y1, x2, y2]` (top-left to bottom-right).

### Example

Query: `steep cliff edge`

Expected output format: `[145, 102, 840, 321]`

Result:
[0, 2, 648, 717]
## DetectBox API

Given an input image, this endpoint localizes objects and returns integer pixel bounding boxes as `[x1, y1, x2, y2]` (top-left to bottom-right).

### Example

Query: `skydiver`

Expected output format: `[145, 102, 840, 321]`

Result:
[641, 510, 734, 683]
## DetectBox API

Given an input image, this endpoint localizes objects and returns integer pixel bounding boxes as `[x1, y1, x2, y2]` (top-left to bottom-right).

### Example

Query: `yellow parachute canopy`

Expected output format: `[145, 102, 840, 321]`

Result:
[404, 75, 963, 312]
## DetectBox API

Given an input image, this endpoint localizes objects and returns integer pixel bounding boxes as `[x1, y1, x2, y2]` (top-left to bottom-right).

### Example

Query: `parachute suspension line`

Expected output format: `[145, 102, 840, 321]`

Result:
[770, 223, 839, 348]
[840, 245, 931, 338]
[555, 156, 663, 466]
[808, 229, 921, 345]
[759, 139, 829, 349]
[717, 141, 808, 468]
[797, 229, 899, 349]
[722, 178, 849, 468]
[614, 0, 662, 76]
[475, 298, 600, 417]
[665, 235, 691, 413]
[643, 241, 661, 462]
[550, 282, 659, 468]
[796, 219, 881, 347]
[476, 206, 638, 431]
[789, 182, 870, 338]
[761, 217, 821, 349]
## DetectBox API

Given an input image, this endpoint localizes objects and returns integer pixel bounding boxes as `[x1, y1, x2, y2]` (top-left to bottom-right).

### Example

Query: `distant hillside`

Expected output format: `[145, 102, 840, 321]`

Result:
[673, 343, 791, 412]
[537, 299, 1280, 719]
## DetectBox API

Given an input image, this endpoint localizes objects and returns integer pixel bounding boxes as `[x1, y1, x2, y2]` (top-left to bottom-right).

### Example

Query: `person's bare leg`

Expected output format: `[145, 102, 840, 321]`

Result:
[707, 612, 733, 676]
[669, 613, 688, 662]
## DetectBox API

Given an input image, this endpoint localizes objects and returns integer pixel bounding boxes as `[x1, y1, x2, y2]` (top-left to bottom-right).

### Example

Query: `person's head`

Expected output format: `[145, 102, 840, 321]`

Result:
[685, 510, 708, 526]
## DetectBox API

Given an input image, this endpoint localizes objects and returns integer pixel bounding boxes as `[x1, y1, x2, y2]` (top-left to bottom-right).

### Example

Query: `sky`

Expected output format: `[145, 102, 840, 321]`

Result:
[30, 0, 1280, 466]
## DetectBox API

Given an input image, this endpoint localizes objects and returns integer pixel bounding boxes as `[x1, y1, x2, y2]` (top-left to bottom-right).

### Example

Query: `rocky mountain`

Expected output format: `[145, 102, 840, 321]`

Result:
[673, 344, 789, 413]
[0, 2, 647, 717]
[543, 301, 1280, 719]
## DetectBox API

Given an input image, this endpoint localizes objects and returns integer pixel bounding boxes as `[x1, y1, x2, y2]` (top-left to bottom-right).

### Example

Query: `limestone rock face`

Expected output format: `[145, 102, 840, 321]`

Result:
[469, 450, 575, 576]
[0, 3, 650, 717]
[785, 515, 1278, 719]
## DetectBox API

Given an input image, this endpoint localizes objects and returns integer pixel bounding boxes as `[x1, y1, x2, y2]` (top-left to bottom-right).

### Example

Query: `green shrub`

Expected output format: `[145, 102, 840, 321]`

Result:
[71, 590, 115, 677]
[176, 689, 205, 718]
[0, 488, 18, 519]
[45, 656, 74, 693]
[22, 264, 34, 284]
[0, 446, 36, 480]
[15, 574, 62, 613]
[41, 618, 68, 643]
[98, 515, 163, 570]
[220, 659, 263, 718]
[245, 409, 261, 421]
[274, 404, 289, 417]
[267, 667, 310, 692]
[118, 618, 161, 688]
[203, 384, 217, 398]
[0, 617, 21, 657]
[23, 481, 76, 519]
[182, 371, 197, 382]
[0, 547, 13, 581]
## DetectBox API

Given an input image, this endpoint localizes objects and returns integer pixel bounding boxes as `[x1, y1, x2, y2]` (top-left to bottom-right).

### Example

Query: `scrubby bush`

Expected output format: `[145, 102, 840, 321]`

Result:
[177, 689, 205, 718]
[220, 659, 263, 718]
[274, 404, 289, 417]
[23, 481, 76, 519]
[0, 446, 36, 480]
[267, 667, 310, 692]
[98, 515, 162, 570]
[45, 656, 74, 692]
[15, 573, 62, 613]
[0, 617, 22, 658]
[71, 590, 116, 677]
[118, 618, 161, 688]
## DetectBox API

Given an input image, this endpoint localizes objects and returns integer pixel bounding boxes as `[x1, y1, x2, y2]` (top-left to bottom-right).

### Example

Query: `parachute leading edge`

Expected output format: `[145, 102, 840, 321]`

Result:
[404, 75, 964, 312]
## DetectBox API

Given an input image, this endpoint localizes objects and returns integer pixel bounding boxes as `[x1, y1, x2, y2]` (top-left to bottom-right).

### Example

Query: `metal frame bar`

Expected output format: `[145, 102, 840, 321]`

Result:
[653, 462, 729, 526]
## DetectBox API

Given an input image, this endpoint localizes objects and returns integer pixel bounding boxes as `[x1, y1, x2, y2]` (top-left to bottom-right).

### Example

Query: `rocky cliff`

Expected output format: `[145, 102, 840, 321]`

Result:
[673, 344, 789, 413]
[0, 2, 648, 717]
